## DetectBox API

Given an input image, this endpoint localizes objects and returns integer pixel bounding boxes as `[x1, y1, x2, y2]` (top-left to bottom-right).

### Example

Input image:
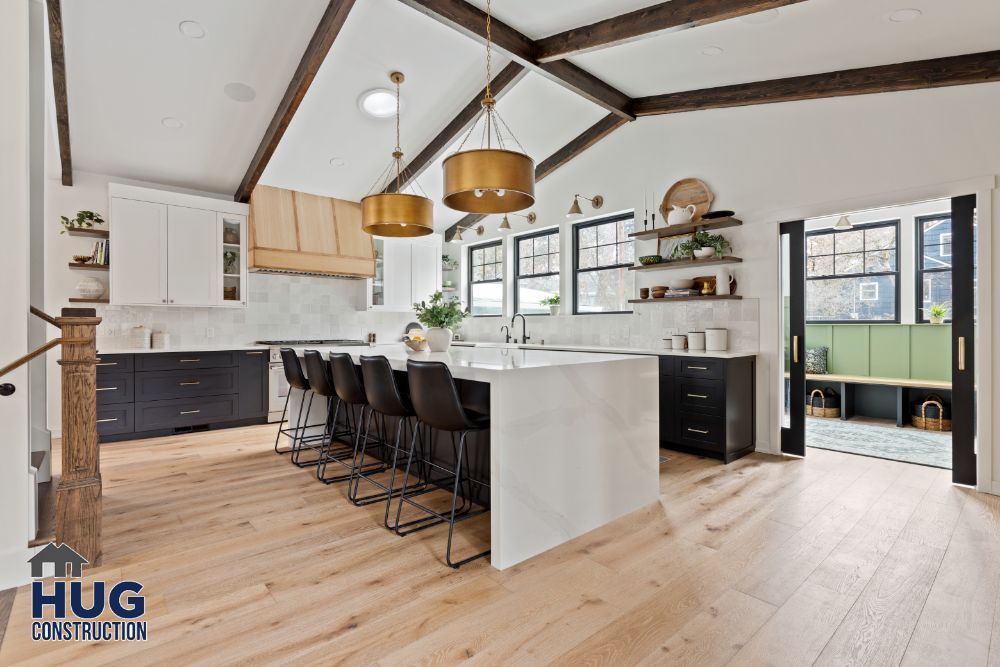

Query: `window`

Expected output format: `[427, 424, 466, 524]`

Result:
[573, 213, 635, 314]
[514, 229, 559, 315]
[916, 213, 952, 322]
[806, 221, 899, 322]
[468, 241, 503, 316]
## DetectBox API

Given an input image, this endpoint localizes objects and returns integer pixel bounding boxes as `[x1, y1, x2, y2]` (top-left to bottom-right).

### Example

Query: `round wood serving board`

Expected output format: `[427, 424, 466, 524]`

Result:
[660, 178, 713, 222]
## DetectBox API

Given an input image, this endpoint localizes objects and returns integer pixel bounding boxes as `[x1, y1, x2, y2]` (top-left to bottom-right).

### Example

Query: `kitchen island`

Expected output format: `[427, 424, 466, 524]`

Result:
[286, 343, 659, 570]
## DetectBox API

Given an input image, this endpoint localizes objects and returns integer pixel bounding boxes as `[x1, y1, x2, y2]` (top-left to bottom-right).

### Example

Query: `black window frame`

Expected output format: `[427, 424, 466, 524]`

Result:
[805, 219, 901, 324]
[513, 227, 560, 316]
[468, 239, 504, 318]
[914, 212, 952, 323]
[572, 212, 635, 316]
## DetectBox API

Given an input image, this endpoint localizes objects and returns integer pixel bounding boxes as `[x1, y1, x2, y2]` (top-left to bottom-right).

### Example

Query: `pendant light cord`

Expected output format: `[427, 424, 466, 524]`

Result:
[394, 76, 402, 192]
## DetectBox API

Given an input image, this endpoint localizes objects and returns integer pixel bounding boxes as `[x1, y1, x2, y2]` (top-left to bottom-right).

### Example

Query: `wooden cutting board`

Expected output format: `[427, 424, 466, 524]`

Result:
[660, 178, 713, 222]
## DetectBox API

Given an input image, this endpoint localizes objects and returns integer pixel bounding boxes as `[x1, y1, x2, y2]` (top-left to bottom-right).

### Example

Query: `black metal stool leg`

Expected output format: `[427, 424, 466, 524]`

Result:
[446, 431, 490, 568]
[273, 391, 292, 454]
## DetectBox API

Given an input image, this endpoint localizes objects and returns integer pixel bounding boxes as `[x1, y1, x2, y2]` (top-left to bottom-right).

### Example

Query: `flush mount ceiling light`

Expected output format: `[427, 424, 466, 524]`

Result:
[178, 20, 206, 39]
[566, 194, 604, 218]
[329, 157, 346, 167]
[361, 72, 433, 238]
[888, 8, 922, 22]
[358, 88, 398, 119]
[741, 9, 779, 24]
[834, 215, 853, 230]
[442, 0, 534, 214]
[224, 82, 256, 102]
[161, 117, 184, 129]
[701, 46, 724, 56]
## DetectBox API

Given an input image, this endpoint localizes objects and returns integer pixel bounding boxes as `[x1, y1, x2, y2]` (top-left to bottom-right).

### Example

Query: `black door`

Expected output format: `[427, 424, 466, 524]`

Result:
[781, 220, 806, 456]
[950, 195, 976, 485]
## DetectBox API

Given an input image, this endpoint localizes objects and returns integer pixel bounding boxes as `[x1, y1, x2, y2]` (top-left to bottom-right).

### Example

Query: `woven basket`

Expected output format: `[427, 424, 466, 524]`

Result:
[805, 388, 841, 418]
[912, 398, 952, 432]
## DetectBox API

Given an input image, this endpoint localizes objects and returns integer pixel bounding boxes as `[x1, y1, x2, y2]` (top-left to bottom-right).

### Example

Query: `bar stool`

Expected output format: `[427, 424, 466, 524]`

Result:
[300, 350, 355, 469]
[394, 359, 490, 568]
[318, 353, 382, 484]
[349, 355, 421, 510]
[273, 348, 326, 465]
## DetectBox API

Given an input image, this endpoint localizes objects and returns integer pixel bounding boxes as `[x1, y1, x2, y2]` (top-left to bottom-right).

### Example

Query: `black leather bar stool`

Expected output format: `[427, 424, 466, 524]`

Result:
[349, 355, 422, 510]
[394, 359, 490, 568]
[300, 350, 354, 469]
[318, 353, 383, 485]
[273, 348, 326, 464]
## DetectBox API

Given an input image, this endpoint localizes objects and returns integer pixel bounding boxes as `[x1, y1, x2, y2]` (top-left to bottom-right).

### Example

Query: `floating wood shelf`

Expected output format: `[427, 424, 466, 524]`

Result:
[67, 228, 109, 239]
[68, 262, 108, 270]
[629, 216, 742, 241]
[68, 297, 109, 304]
[629, 256, 743, 272]
[629, 295, 742, 303]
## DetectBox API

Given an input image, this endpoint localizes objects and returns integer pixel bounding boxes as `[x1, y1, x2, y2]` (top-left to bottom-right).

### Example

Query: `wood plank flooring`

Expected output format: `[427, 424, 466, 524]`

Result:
[1, 424, 998, 665]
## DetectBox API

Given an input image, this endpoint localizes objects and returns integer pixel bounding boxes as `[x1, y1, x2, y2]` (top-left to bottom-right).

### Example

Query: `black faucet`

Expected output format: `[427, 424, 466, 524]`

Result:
[511, 313, 529, 344]
[500, 324, 511, 344]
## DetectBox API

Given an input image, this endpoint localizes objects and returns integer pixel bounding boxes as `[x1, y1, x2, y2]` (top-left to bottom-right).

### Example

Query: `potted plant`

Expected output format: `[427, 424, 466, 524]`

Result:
[413, 291, 469, 352]
[60, 210, 105, 234]
[540, 293, 561, 316]
[928, 304, 948, 324]
[691, 230, 731, 259]
[441, 254, 459, 271]
[223, 250, 239, 275]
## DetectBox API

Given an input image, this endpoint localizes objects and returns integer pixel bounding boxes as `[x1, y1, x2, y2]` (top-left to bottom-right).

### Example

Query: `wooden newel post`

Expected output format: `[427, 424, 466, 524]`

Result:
[55, 307, 102, 564]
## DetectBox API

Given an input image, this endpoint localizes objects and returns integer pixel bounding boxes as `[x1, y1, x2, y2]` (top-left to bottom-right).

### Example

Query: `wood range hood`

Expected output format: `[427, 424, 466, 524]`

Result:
[248, 184, 376, 278]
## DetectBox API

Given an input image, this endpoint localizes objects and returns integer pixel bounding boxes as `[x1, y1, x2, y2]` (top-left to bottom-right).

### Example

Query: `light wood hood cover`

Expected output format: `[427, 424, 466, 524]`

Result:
[248, 185, 375, 278]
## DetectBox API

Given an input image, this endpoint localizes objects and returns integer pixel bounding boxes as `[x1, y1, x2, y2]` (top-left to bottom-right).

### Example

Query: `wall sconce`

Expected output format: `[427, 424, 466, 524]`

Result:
[498, 211, 537, 232]
[567, 194, 604, 218]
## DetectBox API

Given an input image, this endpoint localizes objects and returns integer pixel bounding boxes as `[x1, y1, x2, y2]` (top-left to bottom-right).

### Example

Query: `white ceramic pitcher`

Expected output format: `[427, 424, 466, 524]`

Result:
[715, 269, 734, 295]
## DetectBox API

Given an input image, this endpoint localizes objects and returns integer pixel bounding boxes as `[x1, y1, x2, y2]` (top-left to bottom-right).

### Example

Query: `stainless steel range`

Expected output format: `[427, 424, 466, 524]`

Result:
[257, 339, 367, 422]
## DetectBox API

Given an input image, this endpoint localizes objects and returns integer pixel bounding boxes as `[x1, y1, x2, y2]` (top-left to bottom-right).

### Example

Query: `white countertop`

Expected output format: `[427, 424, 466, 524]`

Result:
[453, 341, 755, 359]
[96, 343, 268, 354]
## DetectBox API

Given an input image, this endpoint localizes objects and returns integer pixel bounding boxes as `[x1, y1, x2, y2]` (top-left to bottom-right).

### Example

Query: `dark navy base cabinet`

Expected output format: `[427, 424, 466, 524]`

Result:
[97, 349, 268, 443]
[660, 355, 756, 464]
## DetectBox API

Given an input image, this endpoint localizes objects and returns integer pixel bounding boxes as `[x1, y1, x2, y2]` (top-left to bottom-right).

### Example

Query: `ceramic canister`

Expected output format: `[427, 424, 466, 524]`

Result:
[705, 328, 728, 351]
[688, 331, 706, 351]
[671, 334, 688, 350]
[661, 338, 673, 350]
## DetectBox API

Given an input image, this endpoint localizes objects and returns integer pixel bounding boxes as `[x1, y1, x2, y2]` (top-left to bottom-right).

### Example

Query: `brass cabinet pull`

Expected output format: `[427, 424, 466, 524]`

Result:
[687, 427, 709, 435]
[96, 362, 117, 367]
[958, 337, 966, 371]
[179, 359, 201, 363]
[245, 351, 264, 355]
[687, 393, 708, 399]
[96, 387, 118, 392]
[97, 417, 119, 423]
[179, 409, 201, 415]
[178, 381, 201, 386]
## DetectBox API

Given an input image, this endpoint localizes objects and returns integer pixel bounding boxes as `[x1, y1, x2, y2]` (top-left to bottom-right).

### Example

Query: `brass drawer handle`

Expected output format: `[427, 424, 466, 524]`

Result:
[687, 393, 708, 399]
[97, 417, 119, 423]
[178, 381, 201, 386]
[96, 387, 118, 392]
[179, 359, 201, 363]
[687, 427, 710, 435]
[688, 365, 709, 370]
[180, 409, 201, 415]
[245, 351, 264, 355]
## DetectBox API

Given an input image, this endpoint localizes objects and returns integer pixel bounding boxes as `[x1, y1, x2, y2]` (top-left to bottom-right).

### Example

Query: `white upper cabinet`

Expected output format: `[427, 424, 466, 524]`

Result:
[410, 239, 441, 306]
[109, 184, 249, 308]
[367, 235, 442, 311]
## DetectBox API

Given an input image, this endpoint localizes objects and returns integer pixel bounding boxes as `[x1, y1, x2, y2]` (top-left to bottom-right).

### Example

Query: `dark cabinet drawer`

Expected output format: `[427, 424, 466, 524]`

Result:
[135, 368, 239, 401]
[96, 372, 134, 406]
[658, 356, 674, 376]
[677, 377, 725, 416]
[237, 351, 268, 419]
[97, 404, 134, 438]
[135, 396, 238, 432]
[677, 357, 725, 380]
[95, 353, 134, 375]
[135, 351, 237, 372]
[677, 413, 725, 451]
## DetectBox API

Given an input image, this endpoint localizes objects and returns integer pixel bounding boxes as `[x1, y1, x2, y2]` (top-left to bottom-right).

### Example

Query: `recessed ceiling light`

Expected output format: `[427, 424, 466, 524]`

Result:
[701, 46, 724, 56]
[888, 8, 922, 22]
[358, 88, 399, 119]
[224, 82, 256, 102]
[178, 20, 206, 39]
[329, 157, 345, 167]
[741, 9, 779, 24]
[161, 117, 183, 129]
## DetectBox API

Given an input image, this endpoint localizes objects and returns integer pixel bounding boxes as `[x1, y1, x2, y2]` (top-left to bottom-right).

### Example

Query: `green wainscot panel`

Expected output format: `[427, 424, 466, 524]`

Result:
[869, 326, 911, 379]
[830, 326, 870, 376]
[805, 325, 833, 354]
[910, 324, 951, 381]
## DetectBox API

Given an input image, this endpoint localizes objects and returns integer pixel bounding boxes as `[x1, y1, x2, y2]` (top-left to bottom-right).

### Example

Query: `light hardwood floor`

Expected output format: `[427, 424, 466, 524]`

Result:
[2, 424, 998, 666]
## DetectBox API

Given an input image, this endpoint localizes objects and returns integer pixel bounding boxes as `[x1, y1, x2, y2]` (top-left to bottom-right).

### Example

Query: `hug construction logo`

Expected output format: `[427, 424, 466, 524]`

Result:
[28, 543, 147, 642]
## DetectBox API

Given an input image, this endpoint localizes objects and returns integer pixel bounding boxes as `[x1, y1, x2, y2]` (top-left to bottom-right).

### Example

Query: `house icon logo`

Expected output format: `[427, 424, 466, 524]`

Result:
[28, 543, 89, 579]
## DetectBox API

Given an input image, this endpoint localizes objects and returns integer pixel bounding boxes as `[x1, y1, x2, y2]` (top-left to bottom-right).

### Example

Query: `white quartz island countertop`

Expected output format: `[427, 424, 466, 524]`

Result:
[453, 341, 756, 359]
[286, 342, 660, 570]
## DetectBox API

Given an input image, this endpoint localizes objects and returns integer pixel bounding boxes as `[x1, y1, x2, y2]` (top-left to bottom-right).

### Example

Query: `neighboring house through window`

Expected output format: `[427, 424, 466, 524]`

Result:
[916, 213, 952, 322]
[514, 228, 559, 315]
[468, 240, 503, 316]
[573, 213, 635, 314]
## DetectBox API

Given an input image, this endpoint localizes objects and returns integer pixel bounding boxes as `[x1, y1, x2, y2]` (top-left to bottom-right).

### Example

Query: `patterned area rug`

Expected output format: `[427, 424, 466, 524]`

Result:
[807, 417, 951, 469]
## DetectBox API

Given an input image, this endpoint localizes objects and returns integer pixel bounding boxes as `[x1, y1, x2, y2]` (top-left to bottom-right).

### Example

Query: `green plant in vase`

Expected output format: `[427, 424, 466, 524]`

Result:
[223, 250, 239, 275]
[413, 291, 469, 352]
[539, 293, 561, 315]
[60, 210, 105, 234]
[928, 304, 948, 324]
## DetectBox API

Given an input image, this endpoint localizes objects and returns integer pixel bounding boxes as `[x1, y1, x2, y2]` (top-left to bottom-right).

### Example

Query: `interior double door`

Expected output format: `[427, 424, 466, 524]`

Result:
[780, 195, 977, 485]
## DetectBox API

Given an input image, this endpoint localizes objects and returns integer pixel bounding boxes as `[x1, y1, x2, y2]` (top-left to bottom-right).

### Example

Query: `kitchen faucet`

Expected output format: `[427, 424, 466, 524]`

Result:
[511, 313, 530, 344]
[500, 324, 511, 344]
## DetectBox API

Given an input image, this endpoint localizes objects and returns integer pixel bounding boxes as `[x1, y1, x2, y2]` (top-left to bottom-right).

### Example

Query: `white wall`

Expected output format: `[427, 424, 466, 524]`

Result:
[451, 82, 1000, 492]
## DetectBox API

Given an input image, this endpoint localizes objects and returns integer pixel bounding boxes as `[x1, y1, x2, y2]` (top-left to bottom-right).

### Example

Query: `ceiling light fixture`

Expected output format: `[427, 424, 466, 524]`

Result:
[888, 8, 922, 22]
[358, 88, 398, 119]
[178, 20, 206, 39]
[567, 194, 604, 218]
[161, 117, 183, 129]
[361, 72, 433, 238]
[834, 215, 853, 230]
[442, 0, 534, 214]
[329, 157, 345, 167]
[701, 46, 724, 56]
[224, 82, 256, 102]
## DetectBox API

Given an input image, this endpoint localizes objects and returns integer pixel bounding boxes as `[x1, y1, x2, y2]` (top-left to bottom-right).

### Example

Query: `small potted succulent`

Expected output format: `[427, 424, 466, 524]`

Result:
[928, 304, 948, 324]
[540, 293, 561, 316]
[60, 210, 105, 234]
[413, 291, 469, 352]
[675, 231, 731, 259]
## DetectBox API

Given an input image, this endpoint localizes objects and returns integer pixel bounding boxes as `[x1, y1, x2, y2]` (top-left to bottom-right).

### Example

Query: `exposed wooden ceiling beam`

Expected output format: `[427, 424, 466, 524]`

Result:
[535, 0, 807, 62]
[444, 112, 630, 241]
[383, 62, 527, 194]
[46, 0, 72, 186]
[234, 0, 357, 203]
[632, 50, 1000, 116]
[395, 0, 634, 120]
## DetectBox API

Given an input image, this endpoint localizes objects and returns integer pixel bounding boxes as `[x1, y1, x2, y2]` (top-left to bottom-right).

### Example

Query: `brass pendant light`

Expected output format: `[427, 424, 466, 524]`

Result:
[442, 0, 534, 214]
[361, 72, 434, 237]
